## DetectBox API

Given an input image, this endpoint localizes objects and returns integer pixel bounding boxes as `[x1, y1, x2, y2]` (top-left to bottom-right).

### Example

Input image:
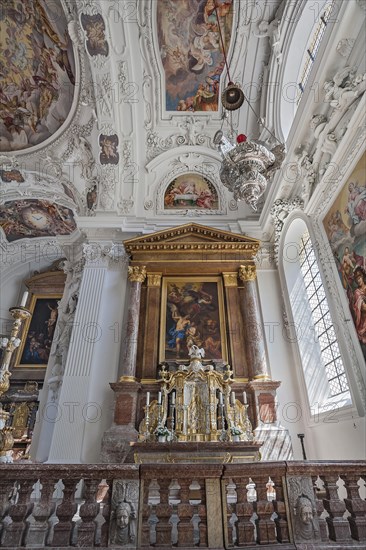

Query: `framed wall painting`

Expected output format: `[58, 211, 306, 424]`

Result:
[322, 152, 366, 362]
[159, 277, 228, 363]
[14, 294, 61, 368]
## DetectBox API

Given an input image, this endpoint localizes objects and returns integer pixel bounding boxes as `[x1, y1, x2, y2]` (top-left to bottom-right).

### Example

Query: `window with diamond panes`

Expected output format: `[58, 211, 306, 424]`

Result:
[298, 1, 335, 97]
[299, 232, 349, 397]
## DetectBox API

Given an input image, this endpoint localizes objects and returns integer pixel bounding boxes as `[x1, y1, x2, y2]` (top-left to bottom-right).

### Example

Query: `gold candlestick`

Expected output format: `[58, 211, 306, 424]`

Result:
[0, 305, 31, 463]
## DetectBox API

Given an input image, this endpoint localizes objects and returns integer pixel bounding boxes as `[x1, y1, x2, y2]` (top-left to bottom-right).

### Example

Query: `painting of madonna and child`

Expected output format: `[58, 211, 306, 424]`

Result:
[157, 0, 234, 112]
[322, 153, 366, 361]
[164, 174, 219, 210]
[160, 278, 228, 362]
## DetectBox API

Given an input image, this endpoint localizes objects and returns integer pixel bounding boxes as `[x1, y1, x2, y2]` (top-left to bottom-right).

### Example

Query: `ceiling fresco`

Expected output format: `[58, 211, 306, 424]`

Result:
[0, 0, 76, 152]
[0, 199, 76, 242]
[157, 0, 233, 112]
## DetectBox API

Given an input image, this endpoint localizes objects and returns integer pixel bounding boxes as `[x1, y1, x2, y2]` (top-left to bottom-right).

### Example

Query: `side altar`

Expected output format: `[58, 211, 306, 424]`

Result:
[133, 345, 262, 463]
[101, 223, 293, 464]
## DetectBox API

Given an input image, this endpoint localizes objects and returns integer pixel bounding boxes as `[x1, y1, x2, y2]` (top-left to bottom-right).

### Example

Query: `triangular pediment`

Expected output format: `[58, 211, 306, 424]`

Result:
[124, 223, 259, 249]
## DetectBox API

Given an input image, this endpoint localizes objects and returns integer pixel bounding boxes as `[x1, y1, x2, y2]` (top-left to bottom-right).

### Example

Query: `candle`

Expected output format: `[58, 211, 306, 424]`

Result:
[20, 291, 29, 307]
[243, 391, 247, 404]
[219, 392, 223, 405]
[146, 391, 150, 406]
[231, 391, 235, 405]
[158, 391, 162, 405]
[171, 391, 175, 405]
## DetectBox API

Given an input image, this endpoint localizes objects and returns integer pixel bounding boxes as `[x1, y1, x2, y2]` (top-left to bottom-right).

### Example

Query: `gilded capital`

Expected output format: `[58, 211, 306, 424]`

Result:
[239, 264, 257, 282]
[128, 265, 147, 283]
[147, 273, 162, 287]
[222, 272, 238, 287]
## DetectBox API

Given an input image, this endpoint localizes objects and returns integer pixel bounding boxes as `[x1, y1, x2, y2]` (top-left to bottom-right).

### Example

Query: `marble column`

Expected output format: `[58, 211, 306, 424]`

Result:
[238, 265, 269, 380]
[119, 266, 147, 381]
[101, 265, 146, 463]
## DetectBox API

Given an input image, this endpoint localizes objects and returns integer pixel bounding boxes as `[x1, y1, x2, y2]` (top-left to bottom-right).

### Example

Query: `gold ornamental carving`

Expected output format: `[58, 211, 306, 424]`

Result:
[147, 273, 162, 287]
[239, 264, 257, 282]
[222, 272, 238, 287]
[128, 265, 147, 283]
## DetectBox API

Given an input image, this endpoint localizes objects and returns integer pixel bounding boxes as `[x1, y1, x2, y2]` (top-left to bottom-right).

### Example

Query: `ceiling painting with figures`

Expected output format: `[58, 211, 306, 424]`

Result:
[157, 0, 233, 112]
[0, 0, 76, 152]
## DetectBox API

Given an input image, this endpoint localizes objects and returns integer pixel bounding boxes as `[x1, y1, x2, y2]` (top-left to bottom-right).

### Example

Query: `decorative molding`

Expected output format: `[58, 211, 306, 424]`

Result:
[271, 198, 304, 264]
[336, 38, 356, 58]
[147, 273, 162, 287]
[222, 272, 238, 287]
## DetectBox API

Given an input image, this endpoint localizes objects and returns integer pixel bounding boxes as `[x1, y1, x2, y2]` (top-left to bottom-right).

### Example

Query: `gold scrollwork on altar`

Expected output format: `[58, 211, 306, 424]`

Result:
[138, 346, 253, 443]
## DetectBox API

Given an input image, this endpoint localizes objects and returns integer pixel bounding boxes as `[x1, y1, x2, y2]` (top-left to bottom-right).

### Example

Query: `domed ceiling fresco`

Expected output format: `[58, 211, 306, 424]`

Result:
[0, 0, 76, 152]
[157, 0, 233, 112]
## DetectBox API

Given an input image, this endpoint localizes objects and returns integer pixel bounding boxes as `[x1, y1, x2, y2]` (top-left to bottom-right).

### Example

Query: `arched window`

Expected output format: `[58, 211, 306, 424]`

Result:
[281, 217, 352, 414]
[297, 1, 335, 96]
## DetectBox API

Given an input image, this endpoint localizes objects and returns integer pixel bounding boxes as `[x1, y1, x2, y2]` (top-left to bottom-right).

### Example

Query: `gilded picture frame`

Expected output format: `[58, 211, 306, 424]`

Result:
[14, 293, 61, 368]
[159, 277, 228, 363]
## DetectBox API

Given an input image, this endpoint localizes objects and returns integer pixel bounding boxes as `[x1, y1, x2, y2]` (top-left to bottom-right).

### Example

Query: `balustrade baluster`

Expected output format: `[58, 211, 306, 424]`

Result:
[51, 478, 78, 547]
[140, 480, 153, 547]
[99, 480, 111, 547]
[0, 479, 15, 540]
[197, 478, 207, 548]
[311, 475, 328, 541]
[177, 478, 194, 547]
[343, 473, 366, 541]
[77, 479, 101, 547]
[235, 479, 255, 547]
[1, 479, 34, 547]
[155, 477, 172, 547]
[224, 479, 236, 547]
[254, 475, 276, 544]
[271, 473, 289, 543]
[322, 473, 351, 541]
[25, 477, 57, 547]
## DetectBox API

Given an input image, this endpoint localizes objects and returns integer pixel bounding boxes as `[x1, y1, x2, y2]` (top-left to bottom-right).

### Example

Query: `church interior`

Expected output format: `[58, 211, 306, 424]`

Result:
[0, 0, 365, 548]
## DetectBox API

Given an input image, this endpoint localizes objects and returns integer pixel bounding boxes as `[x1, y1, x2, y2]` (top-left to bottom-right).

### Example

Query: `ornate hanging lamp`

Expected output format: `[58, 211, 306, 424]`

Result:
[213, 3, 285, 211]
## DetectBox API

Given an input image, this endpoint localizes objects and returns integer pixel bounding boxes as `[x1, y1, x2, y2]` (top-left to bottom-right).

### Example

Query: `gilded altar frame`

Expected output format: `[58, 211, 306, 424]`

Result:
[14, 293, 62, 368]
[159, 276, 228, 363]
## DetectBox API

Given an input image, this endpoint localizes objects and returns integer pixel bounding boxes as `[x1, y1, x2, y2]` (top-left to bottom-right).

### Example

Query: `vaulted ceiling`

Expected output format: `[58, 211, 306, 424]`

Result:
[0, 0, 365, 250]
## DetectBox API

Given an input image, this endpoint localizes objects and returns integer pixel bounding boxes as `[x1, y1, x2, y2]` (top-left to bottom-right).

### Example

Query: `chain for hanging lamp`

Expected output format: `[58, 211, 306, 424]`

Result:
[213, 2, 285, 211]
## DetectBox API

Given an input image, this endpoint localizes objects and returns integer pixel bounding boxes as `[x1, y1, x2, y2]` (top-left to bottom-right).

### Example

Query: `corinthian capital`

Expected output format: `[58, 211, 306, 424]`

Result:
[239, 264, 257, 282]
[128, 265, 147, 283]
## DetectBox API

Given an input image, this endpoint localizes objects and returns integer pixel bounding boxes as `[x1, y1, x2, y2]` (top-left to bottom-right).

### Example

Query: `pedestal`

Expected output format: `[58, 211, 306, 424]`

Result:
[131, 441, 262, 464]
[101, 381, 141, 463]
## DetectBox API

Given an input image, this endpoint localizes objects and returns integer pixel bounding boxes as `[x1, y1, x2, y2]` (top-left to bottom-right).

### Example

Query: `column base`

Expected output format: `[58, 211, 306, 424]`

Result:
[255, 423, 293, 461]
[100, 425, 139, 463]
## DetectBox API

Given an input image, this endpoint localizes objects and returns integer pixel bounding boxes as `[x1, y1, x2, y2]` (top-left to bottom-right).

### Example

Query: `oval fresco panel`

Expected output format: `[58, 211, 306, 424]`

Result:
[0, 0, 76, 152]
[0, 200, 76, 242]
[157, 0, 234, 112]
[164, 173, 219, 210]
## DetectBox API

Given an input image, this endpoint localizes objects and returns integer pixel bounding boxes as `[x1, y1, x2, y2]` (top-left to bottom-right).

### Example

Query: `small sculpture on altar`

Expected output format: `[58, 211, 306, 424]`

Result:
[188, 344, 205, 359]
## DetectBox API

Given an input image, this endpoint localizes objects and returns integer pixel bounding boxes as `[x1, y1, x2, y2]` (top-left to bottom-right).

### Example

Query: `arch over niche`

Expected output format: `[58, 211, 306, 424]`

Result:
[0, 0, 77, 153]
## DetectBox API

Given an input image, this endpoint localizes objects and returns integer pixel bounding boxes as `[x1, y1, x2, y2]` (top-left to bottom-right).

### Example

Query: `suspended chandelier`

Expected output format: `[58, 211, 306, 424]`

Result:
[213, 3, 286, 211]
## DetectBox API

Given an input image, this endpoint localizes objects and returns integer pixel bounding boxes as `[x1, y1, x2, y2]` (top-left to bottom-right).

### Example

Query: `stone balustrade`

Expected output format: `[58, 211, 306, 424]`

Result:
[0, 461, 365, 549]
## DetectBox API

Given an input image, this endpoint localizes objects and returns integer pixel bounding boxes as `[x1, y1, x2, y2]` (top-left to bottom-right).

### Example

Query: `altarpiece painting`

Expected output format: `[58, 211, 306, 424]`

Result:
[160, 277, 228, 363]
